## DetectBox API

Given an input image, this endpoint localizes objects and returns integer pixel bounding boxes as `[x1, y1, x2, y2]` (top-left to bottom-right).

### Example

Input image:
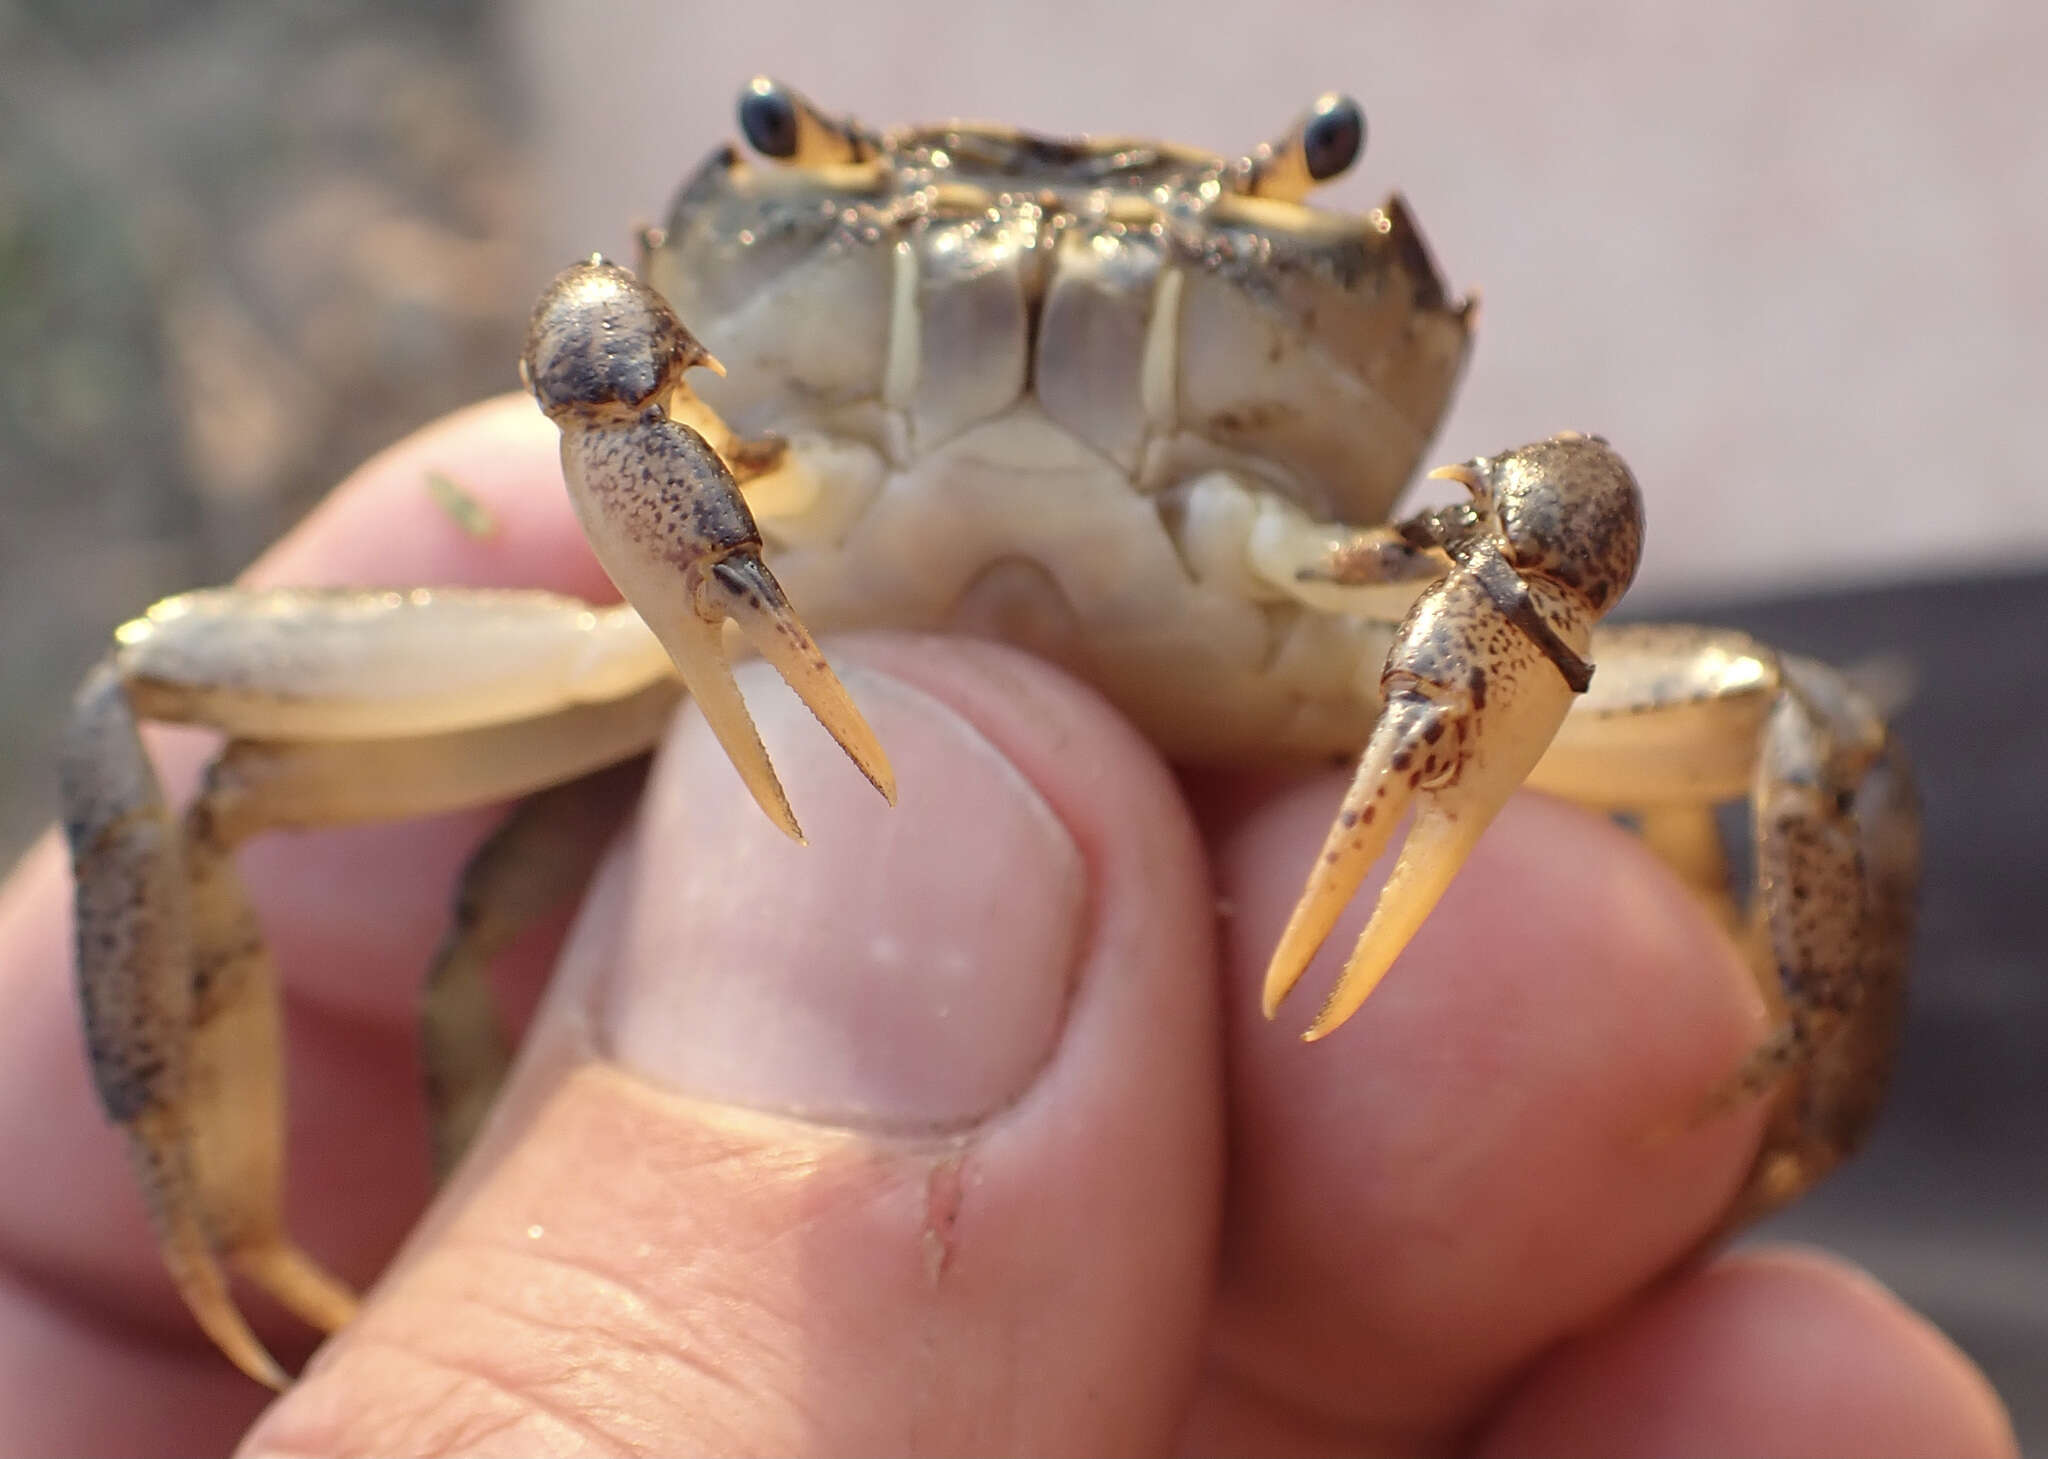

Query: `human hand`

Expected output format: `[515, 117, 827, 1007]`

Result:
[0, 396, 2014, 1456]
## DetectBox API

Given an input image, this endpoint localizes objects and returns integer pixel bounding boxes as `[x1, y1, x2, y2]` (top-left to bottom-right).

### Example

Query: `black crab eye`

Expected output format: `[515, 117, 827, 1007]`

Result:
[1301, 94, 1365, 182]
[739, 78, 800, 159]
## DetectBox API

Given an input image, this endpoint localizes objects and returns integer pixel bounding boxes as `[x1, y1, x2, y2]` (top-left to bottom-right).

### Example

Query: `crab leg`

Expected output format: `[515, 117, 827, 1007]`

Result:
[528, 258, 895, 843]
[1526, 628, 1918, 1219]
[421, 762, 648, 1180]
[64, 665, 294, 1388]
[115, 587, 674, 740]
[63, 598, 686, 1386]
[1263, 434, 1643, 1039]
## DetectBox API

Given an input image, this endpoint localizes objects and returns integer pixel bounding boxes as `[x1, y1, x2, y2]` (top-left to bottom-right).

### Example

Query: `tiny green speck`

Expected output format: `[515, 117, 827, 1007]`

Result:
[426, 470, 497, 539]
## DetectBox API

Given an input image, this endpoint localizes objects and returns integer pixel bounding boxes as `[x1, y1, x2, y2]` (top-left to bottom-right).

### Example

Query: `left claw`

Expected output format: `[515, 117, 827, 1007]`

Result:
[524, 258, 895, 840]
[1263, 433, 1645, 1038]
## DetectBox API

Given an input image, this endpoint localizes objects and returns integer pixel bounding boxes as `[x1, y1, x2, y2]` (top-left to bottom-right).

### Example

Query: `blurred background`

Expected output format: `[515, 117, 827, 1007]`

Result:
[1, 0, 2042, 1440]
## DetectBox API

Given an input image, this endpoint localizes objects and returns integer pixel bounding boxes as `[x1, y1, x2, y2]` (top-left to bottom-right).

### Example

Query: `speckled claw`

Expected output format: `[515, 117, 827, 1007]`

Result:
[1263, 434, 1645, 1038]
[526, 258, 894, 840]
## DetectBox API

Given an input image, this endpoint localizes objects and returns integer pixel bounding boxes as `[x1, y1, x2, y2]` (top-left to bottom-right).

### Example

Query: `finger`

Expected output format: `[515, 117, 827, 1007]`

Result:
[245, 638, 1224, 1457]
[256, 391, 608, 597]
[1477, 1246, 2017, 1458]
[0, 394, 601, 1446]
[1186, 778, 1771, 1453]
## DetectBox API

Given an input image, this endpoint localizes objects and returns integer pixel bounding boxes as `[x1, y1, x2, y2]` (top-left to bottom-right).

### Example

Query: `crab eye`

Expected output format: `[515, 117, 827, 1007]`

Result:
[1301, 94, 1364, 182]
[739, 78, 801, 159]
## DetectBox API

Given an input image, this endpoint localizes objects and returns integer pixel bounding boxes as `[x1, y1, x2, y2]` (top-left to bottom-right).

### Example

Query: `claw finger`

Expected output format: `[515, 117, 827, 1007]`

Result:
[709, 553, 896, 806]
[561, 416, 814, 840]
[658, 604, 806, 841]
[129, 1111, 291, 1389]
[1279, 654, 1575, 1039]
[1303, 794, 1491, 1041]
[1294, 638, 1581, 1038]
[1261, 690, 1441, 1018]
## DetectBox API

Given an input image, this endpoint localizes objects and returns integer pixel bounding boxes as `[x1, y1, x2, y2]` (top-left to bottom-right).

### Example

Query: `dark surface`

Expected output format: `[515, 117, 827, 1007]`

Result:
[1651, 567, 2048, 1444]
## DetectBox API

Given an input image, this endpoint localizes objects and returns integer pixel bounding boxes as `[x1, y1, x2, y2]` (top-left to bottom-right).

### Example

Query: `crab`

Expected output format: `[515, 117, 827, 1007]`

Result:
[60, 77, 1920, 1388]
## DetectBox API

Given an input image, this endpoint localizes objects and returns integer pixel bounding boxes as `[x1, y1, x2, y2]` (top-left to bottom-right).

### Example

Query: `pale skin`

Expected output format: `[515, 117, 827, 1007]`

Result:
[0, 397, 2013, 1455]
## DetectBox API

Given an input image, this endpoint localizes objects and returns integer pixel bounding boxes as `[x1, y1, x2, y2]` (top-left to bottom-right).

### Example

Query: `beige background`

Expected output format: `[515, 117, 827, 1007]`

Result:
[514, 0, 2046, 605]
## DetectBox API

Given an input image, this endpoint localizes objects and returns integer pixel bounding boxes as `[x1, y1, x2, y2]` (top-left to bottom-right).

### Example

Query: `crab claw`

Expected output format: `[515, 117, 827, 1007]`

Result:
[526, 258, 895, 840]
[1263, 434, 1645, 1039]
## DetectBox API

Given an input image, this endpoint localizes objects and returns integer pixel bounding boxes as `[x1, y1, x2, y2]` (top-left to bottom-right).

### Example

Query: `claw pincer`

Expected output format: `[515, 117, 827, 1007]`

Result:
[523, 259, 896, 840]
[1263, 433, 1645, 1037]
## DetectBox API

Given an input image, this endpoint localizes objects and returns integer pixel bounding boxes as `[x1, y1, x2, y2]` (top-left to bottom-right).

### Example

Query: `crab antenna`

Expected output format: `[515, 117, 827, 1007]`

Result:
[1234, 92, 1366, 202]
[738, 76, 878, 166]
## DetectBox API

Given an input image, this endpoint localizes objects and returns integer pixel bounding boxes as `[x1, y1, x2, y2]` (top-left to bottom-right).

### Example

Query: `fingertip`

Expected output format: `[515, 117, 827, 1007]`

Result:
[250, 637, 1226, 1457]
[248, 392, 610, 598]
[1479, 1245, 2018, 1459]
[1204, 785, 1770, 1441]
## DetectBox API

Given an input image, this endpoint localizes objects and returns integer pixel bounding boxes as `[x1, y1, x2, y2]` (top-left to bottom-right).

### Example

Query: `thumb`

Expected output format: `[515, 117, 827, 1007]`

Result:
[242, 636, 1223, 1457]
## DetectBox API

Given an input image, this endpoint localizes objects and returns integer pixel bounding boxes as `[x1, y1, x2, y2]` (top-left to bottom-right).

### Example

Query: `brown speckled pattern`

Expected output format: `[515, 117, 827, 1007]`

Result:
[571, 413, 763, 573]
[60, 663, 189, 1127]
[1482, 434, 1646, 616]
[1388, 566, 1588, 729]
[1709, 658, 1920, 1225]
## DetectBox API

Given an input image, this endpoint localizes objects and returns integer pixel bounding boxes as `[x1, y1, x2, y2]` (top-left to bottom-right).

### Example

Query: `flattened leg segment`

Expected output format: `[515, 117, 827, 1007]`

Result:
[1532, 628, 1920, 1220]
[61, 663, 293, 1388]
[1719, 657, 1919, 1220]
[422, 765, 644, 1181]
[62, 613, 683, 1384]
[180, 793, 359, 1337]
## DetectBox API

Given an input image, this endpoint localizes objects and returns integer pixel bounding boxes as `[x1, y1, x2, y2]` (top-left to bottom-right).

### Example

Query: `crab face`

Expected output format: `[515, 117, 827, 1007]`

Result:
[644, 80, 1472, 527]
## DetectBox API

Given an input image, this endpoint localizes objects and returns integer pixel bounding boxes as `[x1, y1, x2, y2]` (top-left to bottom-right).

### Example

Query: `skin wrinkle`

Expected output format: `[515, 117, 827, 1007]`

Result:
[1190, 1338, 1385, 1456]
[425, 1245, 795, 1442]
[361, 1057, 1014, 1453]
[299, 1332, 609, 1456]
[393, 1263, 748, 1416]
[430, 1203, 830, 1383]
[338, 1209, 782, 1446]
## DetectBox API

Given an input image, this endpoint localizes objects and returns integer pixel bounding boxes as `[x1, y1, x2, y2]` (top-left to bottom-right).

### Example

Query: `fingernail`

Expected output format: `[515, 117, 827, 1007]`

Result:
[601, 660, 1086, 1130]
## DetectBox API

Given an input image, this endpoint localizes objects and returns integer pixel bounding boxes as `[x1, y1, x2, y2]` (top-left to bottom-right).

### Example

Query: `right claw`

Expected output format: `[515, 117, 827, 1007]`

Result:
[525, 259, 895, 839]
[1264, 434, 1645, 1039]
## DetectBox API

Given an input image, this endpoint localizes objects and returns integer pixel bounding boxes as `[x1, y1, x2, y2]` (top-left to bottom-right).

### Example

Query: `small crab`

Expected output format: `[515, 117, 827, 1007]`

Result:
[60, 78, 1919, 1386]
